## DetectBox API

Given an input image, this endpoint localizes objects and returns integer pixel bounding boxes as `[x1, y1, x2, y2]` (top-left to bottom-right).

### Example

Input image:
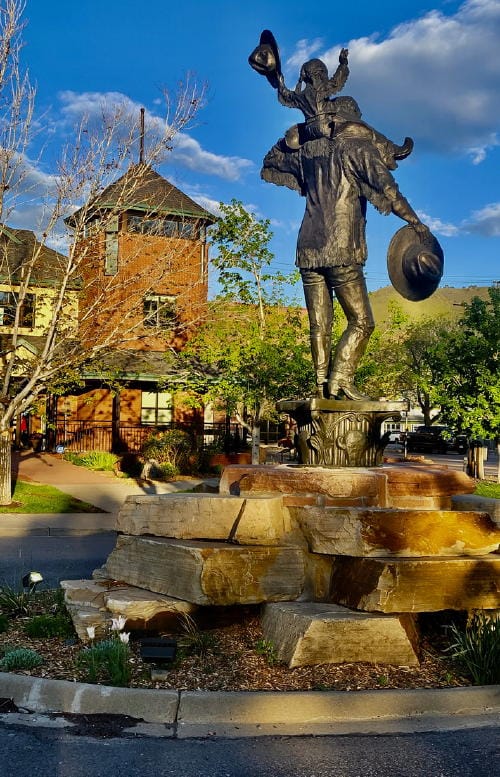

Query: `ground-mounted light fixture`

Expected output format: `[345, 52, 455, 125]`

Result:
[139, 637, 177, 664]
[22, 571, 43, 593]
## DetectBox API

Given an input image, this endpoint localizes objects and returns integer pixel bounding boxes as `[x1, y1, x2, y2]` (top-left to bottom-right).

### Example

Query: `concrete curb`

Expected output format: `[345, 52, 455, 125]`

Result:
[0, 513, 116, 537]
[1, 672, 499, 738]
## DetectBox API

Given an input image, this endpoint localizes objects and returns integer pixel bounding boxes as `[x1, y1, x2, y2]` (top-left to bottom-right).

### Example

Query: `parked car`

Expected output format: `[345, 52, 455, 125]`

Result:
[402, 425, 455, 454]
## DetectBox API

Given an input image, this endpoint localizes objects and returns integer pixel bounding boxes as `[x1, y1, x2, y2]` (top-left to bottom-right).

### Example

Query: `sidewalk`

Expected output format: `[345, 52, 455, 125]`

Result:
[13, 450, 211, 513]
[1, 451, 214, 537]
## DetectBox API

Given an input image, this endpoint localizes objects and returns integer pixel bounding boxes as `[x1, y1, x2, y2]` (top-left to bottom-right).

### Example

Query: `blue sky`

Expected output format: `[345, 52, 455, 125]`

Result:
[11, 0, 500, 293]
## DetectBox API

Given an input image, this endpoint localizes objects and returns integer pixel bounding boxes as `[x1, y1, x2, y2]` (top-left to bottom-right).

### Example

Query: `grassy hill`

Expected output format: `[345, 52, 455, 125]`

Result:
[368, 285, 491, 326]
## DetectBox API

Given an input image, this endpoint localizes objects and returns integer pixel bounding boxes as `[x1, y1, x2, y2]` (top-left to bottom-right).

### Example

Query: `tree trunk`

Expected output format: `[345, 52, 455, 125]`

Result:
[251, 424, 261, 465]
[0, 429, 12, 505]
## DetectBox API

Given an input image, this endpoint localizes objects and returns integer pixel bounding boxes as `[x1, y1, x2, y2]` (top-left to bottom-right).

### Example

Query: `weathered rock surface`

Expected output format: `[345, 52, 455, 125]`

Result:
[103, 584, 196, 630]
[116, 493, 304, 546]
[64, 605, 110, 642]
[60, 578, 109, 608]
[452, 494, 500, 528]
[330, 556, 500, 612]
[220, 465, 388, 506]
[261, 602, 419, 667]
[293, 506, 500, 557]
[385, 464, 474, 509]
[219, 462, 475, 510]
[103, 535, 305, 605]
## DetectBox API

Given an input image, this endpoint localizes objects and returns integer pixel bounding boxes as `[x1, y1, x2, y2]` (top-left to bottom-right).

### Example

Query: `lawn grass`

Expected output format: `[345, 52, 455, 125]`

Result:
[474, 481, 500, 499]
[0, 480, 102, 513]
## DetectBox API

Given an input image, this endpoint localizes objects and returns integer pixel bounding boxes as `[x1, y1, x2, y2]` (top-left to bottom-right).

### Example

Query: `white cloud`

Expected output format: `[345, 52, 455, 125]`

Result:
[56, 90, 252, 181]
[285, 38, 324, 71]
[291, 1, 500, 159]
[416, 210, 460, 237]
[170, 134, 252, 181]
[464, 201, 500, 235]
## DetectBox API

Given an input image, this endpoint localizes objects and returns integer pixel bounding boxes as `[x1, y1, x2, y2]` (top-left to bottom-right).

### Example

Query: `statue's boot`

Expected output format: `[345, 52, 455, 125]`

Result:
[326, 278, 375, 401]
[310, 333, 331, 399]
[327, 375, 372, 401]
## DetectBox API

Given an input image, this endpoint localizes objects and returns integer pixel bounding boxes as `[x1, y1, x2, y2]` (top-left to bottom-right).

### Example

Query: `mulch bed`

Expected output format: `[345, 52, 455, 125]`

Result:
[0, 597, 471, 693]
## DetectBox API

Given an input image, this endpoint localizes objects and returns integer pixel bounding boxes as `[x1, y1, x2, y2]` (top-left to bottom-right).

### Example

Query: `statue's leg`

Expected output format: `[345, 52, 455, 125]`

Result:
[326, 266, 375, 401]
[301, 268, 333, 398]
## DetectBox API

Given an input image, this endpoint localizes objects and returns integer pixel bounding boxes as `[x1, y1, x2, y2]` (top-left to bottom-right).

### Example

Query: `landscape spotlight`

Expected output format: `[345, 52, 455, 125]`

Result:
[22, 571, 43, 592]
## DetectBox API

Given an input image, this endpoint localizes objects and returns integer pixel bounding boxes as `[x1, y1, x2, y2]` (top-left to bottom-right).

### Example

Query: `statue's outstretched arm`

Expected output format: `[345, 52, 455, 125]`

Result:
[325, 48, 349, 96]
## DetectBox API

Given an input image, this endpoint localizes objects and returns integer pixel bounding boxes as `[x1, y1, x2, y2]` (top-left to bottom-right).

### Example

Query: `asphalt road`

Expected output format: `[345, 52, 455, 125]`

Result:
[386, 445, 498, 479]
[0, 532, 116, 588]
[0, 721, 498, 777]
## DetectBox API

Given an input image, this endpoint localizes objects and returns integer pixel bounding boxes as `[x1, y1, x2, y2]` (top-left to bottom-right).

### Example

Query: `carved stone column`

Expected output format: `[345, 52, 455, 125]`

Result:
[277, 398, 408, 468]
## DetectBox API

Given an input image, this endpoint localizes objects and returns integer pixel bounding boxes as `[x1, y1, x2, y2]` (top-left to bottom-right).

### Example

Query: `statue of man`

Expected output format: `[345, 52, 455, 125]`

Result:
[250, 32, 439, 400]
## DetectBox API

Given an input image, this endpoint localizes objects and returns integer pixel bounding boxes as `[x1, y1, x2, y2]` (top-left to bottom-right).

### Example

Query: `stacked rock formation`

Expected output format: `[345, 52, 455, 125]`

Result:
[62, 462, 500, 668]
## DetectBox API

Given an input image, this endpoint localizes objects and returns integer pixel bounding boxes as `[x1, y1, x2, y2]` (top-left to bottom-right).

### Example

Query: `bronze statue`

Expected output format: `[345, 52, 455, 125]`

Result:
[249, 31, 443, 401]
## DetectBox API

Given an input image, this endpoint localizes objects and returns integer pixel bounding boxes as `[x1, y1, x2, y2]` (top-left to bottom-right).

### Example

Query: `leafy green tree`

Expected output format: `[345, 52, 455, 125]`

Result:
[181, 200, 313, 462]
[435, 287, 500, 447]
[358, 302, 454, 425]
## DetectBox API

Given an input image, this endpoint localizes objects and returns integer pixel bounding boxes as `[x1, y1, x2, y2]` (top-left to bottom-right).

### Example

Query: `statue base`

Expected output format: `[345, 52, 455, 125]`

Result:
[277, 397, 409, 468]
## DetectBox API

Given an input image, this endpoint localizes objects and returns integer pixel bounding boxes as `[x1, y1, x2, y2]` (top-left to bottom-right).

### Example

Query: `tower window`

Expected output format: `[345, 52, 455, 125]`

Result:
[143, 294, 177, 329]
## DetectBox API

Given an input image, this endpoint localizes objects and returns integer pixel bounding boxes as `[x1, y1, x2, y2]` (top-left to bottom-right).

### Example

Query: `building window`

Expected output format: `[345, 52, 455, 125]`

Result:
[104, 215, 119, 275]
[141, 391, 172, 425]
[143, 294, 177, 329]
[128, 214, 199, 239]
[0, 292, 35, 327]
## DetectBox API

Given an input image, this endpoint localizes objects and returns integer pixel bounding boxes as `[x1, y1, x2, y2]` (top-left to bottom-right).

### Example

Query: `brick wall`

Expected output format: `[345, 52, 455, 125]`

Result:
[76, 221, 208, 351]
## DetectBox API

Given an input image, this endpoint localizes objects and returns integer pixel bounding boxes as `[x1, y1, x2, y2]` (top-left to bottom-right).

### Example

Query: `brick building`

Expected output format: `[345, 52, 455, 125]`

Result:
[50, 162, 216, 452]
[1, 164, 216, 452]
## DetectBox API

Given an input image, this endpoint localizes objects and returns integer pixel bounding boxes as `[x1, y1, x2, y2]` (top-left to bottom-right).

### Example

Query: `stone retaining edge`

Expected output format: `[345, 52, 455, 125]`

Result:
[1, 673, 499, 737]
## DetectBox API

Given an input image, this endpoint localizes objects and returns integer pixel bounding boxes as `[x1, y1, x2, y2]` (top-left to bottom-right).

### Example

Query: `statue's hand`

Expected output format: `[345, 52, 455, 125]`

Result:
[411, 221, 431, 242]
[339, 48, 349, 65]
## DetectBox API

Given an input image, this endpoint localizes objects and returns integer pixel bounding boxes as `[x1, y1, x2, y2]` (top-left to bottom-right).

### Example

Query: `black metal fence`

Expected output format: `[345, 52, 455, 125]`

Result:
[51, 419, 285, 454]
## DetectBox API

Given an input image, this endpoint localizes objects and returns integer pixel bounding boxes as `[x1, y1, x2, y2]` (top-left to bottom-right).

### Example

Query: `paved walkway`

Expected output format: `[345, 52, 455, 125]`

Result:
[13, 450, 212, 513]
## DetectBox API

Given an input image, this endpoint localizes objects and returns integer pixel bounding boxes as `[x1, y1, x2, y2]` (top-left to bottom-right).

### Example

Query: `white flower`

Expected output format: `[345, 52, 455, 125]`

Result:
[111, 615, 126, 631]
[86, 626, 96, 640]
[119, 632, 130, 644]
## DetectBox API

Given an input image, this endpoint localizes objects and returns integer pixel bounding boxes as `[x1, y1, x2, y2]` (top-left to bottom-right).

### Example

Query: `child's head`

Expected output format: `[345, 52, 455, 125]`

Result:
[300, 59, 328, 84]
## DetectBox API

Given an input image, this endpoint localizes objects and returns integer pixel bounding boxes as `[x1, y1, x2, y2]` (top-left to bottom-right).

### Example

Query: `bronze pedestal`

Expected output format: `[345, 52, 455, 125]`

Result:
[277, 398, 408, 468]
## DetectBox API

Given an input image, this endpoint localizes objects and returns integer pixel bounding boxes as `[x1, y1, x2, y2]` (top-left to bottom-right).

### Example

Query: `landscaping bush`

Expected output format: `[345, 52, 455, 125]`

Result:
[177, 613, 216, 658]
[24, 613, 74, 639]
[64, 450, 118, 471]
[448, 610, 500, 685]
[142, 429, 194, 474]
[0, 585, 31, 616]
[0, 647, 43, 670]
[0, 613, 9, 633]
[77, 638, 131, 687]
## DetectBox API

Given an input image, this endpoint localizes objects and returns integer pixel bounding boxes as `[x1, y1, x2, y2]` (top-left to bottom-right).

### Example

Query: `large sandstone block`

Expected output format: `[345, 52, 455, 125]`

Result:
[65, 605, 110, 642]
[261, 602, 419, 667]
[103, 584, 196, 630]
[116, 493, 304, 546]
[293, 506, 500, 557]
[219, 465, 388, 507]
[384, 464, 474, 509]
[60, 579, 109, 608]
[452, 494, 500, 528]
[330, 556, 500, 613]
[103, 535, 305, 605]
